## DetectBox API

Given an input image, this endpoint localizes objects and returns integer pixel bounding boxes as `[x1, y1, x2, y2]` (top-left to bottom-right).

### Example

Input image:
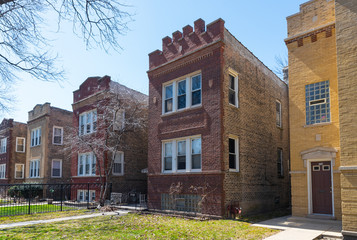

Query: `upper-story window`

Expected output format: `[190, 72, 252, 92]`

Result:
[53, 126, 63, 145]
[16, 137, 25, 152]
[162, 135, 201, 173]
[276, 100, 282, 128]
[78, 152, 96, 176]
[79, 109, 97, 135]
[0, 138, 6, 153]
[30, 128, 41, 147]
[162, 73, 202, 114]
[305, 81, 330, 125]
[228, 71, 239, 107]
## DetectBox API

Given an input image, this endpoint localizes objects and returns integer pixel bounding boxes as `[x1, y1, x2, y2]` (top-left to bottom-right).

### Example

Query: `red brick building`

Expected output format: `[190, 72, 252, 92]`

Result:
[0, 119, 27, 184]
[71, 76, 148, 202]
[147, 18, 290, 216]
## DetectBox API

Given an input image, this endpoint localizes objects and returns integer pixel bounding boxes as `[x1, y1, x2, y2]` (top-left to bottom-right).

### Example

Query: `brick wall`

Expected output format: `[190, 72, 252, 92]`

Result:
[9, 122, 27, 184]
[335, 0, 357, 235]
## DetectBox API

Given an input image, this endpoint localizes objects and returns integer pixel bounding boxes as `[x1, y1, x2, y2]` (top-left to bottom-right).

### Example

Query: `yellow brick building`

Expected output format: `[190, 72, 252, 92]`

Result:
[287, 0, 357, 238]
[286, 0, 341, 219]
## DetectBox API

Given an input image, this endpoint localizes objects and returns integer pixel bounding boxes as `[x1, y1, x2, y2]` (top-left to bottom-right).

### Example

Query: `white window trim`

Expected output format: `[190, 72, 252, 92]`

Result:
[228, 135, 239, 172]
[77, 152, 96, 176]
[162, 135, 202, 174]
[16, 137, 26, 153]
[228, 69, 239, 108]
[79, 109, 97, 136]
[276, 100, 282, 128]
[29, 159, 40, 178]
[77, 189, 96, 202]
[162, 71, 202, 115]
[0, 138, 7, 154]
[0, 164, 6, 179]
[30, 127, 41, 147]
[52, 126, 63, 145]
[51, 159, 62, 178]
[14, 164, 24, 179]
[112, 151, 124, 176]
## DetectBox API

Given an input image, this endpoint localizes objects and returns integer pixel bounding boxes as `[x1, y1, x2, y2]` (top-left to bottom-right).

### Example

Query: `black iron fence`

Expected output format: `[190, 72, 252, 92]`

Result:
[0, 183, 111, 217]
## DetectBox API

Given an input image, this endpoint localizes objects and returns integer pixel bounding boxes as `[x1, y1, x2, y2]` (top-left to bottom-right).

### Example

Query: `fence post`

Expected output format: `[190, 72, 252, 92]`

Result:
[87, 183, 90, 209]
[60, 184, 63, 211]
[28, 184, 31, 215]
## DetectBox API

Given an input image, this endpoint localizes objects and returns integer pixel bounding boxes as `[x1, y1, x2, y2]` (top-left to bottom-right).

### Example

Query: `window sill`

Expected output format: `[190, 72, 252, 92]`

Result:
[51, 176, 62, 178]
[161, 170, 202, 174]
[161, 104, 202, 117]
[228, 169, 239, 173]
[304, 122, 332, 128]
[112, 174, 124, 176]
[52, 143, 63, 146]
[73, 175, 99, 178]
[228, 103, 239, 108]
[276, 125, 283, 130]
[30, 145, 41, 148]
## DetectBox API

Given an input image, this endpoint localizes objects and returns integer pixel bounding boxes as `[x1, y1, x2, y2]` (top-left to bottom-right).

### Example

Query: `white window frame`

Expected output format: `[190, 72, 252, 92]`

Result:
[162, 72, 202, 115]
[14, 164, 24, 179]
[79, 109, 97, 136]
[29, 159, 40, 178]
[0, 138, 7, 153]
[16, 137, 26, 153]
[77, 152, 96, 176]
[162, 135, 202, 173]
[228, 69, 239, 107]
[228, 135, 239, 172]
[30, 127, 41, 147]
[51, 159, 62, 178]
[277, 148, 283, 177]
[77, 190, 96, 202]
[276, 100, 282, 128]
[52, 126, 63, 145]
[113, 109, 125, 131]
[112, 151, 124, 176]
[0, 164, 6, 179]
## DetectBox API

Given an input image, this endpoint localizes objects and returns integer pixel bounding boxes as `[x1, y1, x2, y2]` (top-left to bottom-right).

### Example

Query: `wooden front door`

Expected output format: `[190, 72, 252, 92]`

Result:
[311, 161, 332, 214]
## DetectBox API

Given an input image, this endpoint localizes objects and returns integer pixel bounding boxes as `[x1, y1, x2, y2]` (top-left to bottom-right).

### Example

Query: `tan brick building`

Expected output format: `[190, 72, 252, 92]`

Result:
[25, 103, 72, 184]
[287, 0, 357, 238]
[147, 18, 290, 216]
[0, 118, 27, 184]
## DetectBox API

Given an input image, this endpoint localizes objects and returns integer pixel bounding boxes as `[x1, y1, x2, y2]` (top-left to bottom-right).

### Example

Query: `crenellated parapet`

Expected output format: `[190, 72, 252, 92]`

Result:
[148, 18, 225, 70]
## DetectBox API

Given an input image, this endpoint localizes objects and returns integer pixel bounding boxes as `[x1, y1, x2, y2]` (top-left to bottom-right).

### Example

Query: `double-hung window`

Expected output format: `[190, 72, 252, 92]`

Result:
[162, 136, 201, 173]
[16, 137, 25, 152]
[53, 127, 63, 145]
[15, 164, 24, 179]
[0, 138, 6, 153]
[162, 73, 202, 114]
[30, 128, 41, 147]
[0, 164, 5, 179]
[228, 136, 239, 171]
[78, 152, 96, 176]
[277, 148, 283, 177]
[276, 100, 282, 128]
[228, 71, 239, 107]
[305, 81, 330, 125]
[52, 159, 62, 178]
[113, 109, 125, 131]
[29, 159, 40, 178]
[112, 152, 124, 175]
[79, 110, 97, 135]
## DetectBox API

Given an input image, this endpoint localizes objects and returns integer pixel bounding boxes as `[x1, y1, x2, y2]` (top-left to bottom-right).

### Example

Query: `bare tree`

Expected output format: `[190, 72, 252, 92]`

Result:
[0, 0, 132, 111]
[65, 81, 147, 206]
[273, 54, 288, 81]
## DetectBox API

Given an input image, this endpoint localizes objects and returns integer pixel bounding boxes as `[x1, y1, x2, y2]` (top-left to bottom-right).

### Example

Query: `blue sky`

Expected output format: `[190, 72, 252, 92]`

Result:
[1, 0, 307, 123]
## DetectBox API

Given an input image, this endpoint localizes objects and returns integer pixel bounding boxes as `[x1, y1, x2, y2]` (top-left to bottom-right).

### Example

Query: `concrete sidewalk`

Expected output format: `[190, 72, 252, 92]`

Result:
[253, 215, 342, 240]
[0, 210, 129, 229]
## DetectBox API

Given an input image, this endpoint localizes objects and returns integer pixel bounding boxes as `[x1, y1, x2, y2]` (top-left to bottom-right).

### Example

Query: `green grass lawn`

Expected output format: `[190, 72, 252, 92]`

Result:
[0, 204, 77, 217]
[0, 213, 279, 240]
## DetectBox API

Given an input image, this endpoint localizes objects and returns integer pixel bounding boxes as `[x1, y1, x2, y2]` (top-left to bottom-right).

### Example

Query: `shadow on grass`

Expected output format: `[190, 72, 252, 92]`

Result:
[237, 208, 291, 224]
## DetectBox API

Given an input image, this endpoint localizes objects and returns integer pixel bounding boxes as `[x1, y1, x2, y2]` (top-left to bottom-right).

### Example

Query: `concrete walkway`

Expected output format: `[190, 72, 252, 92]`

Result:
[0, 210, 129, 229]
[253, 215, 342, 240]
